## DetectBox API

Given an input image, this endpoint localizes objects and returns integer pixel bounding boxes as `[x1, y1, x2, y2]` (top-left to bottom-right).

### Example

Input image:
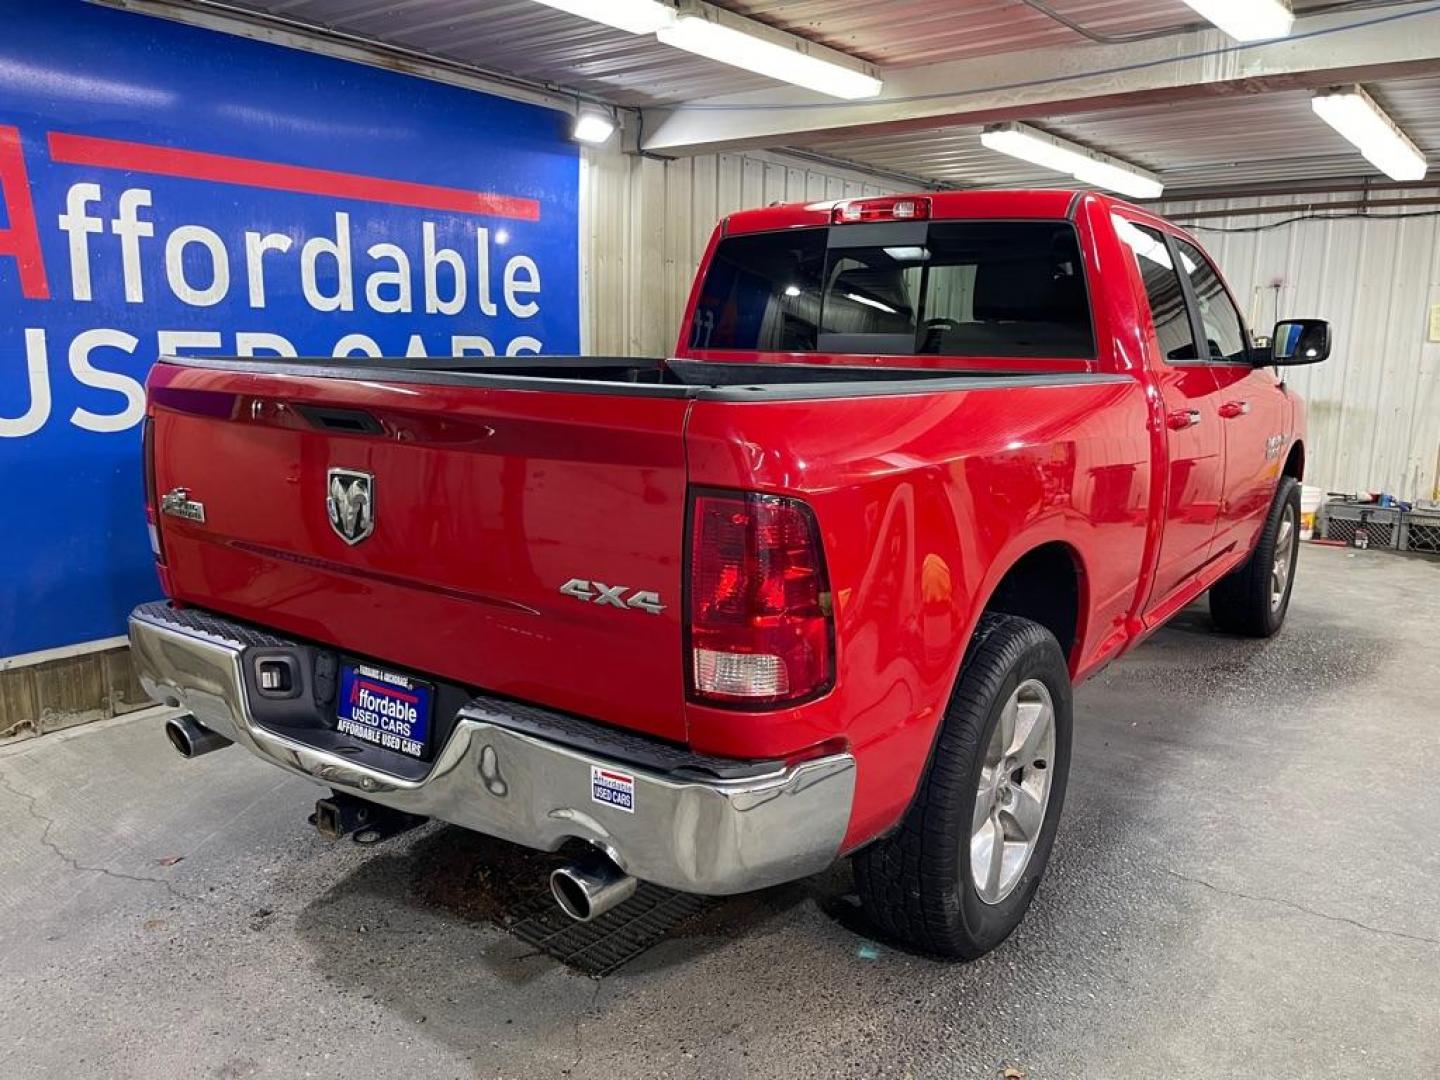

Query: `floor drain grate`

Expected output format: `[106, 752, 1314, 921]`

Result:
[508, 883, 710, 976]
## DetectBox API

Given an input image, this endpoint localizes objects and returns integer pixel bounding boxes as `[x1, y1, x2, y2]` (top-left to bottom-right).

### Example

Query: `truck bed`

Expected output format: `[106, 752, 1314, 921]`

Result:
[158, 353, 1105, 400]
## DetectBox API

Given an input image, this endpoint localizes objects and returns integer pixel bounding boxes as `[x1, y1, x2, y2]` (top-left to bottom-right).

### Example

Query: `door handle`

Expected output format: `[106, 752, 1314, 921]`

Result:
[1219, 400, 1251, 419]
[1167, 408, 1202, 430]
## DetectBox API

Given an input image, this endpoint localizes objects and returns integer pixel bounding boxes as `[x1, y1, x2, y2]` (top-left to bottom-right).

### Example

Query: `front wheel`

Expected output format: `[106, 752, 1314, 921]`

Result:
[1209, 477, 1301, 637]
[853, 613, 1072, 960]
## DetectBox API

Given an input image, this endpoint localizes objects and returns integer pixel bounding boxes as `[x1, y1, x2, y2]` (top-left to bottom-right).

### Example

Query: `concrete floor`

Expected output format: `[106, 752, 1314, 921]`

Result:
[2, 543, 1437, 1079]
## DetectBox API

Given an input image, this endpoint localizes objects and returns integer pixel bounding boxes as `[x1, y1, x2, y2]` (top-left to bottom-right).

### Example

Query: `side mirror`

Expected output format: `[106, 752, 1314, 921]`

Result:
[1269, 319, 1331, 366]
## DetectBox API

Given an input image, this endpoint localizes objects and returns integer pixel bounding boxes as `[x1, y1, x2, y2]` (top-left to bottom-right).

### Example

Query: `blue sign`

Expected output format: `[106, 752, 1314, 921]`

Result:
[336, 662, 433, 760]
[0, 0, 580, 656]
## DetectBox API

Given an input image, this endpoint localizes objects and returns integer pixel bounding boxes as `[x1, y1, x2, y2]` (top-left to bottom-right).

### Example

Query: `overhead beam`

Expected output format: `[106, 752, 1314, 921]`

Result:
[641, 3, 1440, 156]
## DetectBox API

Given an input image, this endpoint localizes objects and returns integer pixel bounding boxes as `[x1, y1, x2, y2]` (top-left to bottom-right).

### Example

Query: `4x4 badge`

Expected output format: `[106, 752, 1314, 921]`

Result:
[559, 578, 664, 615]
[326, 468, 375, 545]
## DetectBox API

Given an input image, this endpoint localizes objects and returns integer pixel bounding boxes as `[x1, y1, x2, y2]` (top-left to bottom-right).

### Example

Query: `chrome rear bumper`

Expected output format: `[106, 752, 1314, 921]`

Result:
[127, 603, 855, 895]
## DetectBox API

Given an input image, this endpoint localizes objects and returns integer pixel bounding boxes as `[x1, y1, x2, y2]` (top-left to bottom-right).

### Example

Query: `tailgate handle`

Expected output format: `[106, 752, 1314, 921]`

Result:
[295, 406, 384, 435]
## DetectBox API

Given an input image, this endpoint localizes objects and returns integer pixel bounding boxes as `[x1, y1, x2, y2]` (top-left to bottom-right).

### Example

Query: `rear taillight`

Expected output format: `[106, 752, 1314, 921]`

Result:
[142, 416, 164, 564]
[687, 491, 834, 707]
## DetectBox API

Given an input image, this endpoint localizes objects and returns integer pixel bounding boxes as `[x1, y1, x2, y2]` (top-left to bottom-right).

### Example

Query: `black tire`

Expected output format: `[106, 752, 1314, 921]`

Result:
[853, 613, 1072, 960]
[1209, 476, 1301, 638]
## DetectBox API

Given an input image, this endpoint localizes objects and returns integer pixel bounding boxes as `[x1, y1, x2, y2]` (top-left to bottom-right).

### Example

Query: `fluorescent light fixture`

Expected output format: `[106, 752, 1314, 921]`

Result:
[845, 292, 897, 314]
[572, 108, 617, 145]
[1071, 158, 1164, 201]
[783, 284, 802, 297]
[529, 0, 676, 35]
[658, 13, 882, 100]
[980, 122, 1164, 200]
[1179, 0, 1294, 42]
[1312, 85, 1427, 182]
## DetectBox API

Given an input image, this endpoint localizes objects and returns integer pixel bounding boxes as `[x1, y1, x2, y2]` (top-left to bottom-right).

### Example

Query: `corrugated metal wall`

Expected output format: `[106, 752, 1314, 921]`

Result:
[580, 143, 893, 357]
[1167, 191, 1440, 501]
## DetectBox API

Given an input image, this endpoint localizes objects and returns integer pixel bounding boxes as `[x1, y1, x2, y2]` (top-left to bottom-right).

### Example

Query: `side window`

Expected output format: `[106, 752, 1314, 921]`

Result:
[1113, 216, 1199, 364]
[1174, 238, 1250, 363]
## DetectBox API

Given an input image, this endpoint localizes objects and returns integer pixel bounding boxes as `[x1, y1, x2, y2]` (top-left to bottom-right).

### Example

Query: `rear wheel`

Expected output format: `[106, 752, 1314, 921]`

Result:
[853, 613, 1072, 959]
[1209, 477, 1301, 637]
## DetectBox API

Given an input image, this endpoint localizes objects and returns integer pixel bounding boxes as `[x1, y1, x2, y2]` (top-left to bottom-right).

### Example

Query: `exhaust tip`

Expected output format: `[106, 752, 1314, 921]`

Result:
[163, 718, 191, 756]
[550, 851, 638, 923]
[551, 868, 594, 921]
[164, 714, 232, 759]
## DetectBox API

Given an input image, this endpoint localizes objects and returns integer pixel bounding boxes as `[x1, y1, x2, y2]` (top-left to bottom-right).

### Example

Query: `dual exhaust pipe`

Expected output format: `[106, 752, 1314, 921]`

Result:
[163, 714, 637, 922]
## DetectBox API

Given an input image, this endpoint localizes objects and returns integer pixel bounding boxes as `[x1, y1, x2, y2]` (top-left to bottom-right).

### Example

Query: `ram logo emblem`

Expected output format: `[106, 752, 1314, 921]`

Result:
[560, 578, 665, 615]
[326, 468, 375, 545]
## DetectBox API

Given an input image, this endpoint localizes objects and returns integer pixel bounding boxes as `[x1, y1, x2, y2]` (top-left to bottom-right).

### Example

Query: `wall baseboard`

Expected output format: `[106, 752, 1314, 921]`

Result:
[0, 646, 153, 745]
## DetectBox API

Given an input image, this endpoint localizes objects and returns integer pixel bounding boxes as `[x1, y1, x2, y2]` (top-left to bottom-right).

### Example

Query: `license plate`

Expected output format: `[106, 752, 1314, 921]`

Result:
[335, 662, 432, 759]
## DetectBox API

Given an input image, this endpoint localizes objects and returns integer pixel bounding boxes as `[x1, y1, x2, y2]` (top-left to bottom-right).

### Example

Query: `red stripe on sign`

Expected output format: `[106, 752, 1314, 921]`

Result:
[355, 678, 419, 704]
[47, 131, 541, 222]
[598, 770, 631, 783]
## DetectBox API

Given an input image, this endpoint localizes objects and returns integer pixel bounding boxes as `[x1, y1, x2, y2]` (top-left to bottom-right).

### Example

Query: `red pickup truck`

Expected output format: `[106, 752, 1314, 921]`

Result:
[129, 190, 1330, 959]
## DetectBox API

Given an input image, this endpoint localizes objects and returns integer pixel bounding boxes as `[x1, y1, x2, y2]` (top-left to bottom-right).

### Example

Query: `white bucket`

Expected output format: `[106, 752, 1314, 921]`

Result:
[1301, 485, 1323, 539]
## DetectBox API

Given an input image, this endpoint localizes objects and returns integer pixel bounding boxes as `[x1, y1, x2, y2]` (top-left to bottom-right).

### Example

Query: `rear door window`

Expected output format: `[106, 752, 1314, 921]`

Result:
[1173, 238, 1251, 363]
[1113, 217, 1200, 365]
[691, 220, 1093, 358]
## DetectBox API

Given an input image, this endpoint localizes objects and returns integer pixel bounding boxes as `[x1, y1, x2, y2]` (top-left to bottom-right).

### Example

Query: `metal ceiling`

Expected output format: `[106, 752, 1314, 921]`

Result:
[713, 0, 1390, 66]
[225, 0, 769, 105]
[167, 0, 1364, 107]
[798, 74, 1440, 194]
[140, 0, 1439, 195]
[690, 0, 1251, 68]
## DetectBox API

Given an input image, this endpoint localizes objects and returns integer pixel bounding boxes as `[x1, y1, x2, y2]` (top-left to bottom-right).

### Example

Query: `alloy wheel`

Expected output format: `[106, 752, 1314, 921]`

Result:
[970, 678, 1056, 905]
[1271, 504, 1297, 613]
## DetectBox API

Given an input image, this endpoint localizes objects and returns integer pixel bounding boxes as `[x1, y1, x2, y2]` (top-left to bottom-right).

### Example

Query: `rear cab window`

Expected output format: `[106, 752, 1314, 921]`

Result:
[689, 220, 1094, 360]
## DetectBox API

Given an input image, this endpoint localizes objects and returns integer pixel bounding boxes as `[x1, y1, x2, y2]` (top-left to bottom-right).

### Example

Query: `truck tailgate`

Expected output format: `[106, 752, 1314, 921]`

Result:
[148, 362, 690, 743]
